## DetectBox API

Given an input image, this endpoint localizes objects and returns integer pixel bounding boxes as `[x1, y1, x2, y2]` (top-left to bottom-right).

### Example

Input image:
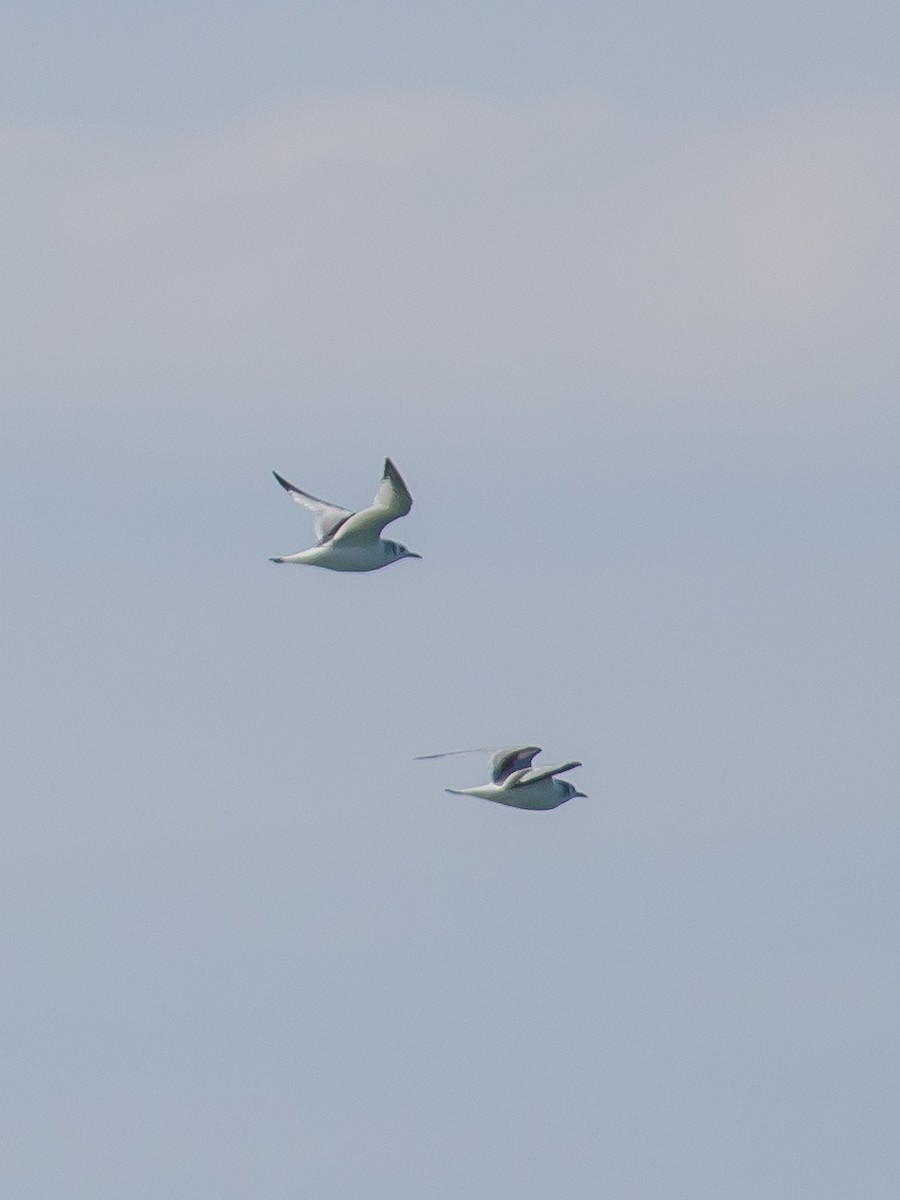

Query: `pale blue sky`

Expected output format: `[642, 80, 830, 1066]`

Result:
[1, 0, 898, 123]
[2, 2, 899, 1197]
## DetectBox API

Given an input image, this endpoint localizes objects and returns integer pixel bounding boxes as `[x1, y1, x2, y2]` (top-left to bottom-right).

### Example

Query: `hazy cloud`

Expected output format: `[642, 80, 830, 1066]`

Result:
[4, 92, 898, 459]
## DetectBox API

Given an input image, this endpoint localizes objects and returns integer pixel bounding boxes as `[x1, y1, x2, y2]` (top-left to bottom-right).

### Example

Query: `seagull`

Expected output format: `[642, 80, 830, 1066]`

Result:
[416, 745, 587, 810]
[269, 458, 421, 572]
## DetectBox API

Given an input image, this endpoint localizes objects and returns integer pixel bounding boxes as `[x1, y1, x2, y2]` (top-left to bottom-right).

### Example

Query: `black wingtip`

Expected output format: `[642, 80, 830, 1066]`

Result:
[272, 471, 295, 493]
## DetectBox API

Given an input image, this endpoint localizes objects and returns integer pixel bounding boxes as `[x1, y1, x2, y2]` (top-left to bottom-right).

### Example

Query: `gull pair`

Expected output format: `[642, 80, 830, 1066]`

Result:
[269, 458, 585, 809]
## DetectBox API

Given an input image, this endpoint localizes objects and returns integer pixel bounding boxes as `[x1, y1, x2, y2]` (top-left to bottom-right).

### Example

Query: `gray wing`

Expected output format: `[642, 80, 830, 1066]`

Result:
[415, 746, 497, 762]
[331, 458, 413, 545]
[272, 471, 355, 545]
[372, 458, 413, 518]
[513, 760, 582, 787]
[414, 744, 541, 782]
[490, 745, 542, 783]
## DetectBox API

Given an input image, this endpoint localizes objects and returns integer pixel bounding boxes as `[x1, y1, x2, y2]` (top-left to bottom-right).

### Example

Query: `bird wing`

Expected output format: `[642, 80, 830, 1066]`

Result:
[513, 761, 582, 787]
[331, 458, 413, 545]
[415, 747, 496, 761]
[500, 768, 533, 789]
[414, 744, 542, 783]
[272, 471, 355, 544]
[489, 745, 542, 783]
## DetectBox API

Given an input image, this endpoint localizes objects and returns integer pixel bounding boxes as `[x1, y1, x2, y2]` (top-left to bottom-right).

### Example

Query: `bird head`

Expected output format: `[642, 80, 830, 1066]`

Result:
[387, 541, 421, 561]
[562, 781, 588, 800]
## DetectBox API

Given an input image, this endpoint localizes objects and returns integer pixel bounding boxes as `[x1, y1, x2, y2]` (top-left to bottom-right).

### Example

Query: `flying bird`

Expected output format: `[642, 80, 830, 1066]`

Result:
[416, 745, 587, 810]
[269, 458, 421, 572]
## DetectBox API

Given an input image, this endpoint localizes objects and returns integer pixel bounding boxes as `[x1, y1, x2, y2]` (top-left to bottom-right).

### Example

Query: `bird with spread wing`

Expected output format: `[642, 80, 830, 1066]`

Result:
[269, 458, 420, 572]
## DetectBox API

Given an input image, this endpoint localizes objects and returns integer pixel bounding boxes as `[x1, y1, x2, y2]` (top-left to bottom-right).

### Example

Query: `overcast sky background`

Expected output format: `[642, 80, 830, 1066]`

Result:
[2, 3, 899, 1197]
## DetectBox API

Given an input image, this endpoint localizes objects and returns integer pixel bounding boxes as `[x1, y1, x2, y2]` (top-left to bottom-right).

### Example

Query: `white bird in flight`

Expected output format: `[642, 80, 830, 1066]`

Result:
[416, 745, 587, 810]
[269, 458, 421, 572]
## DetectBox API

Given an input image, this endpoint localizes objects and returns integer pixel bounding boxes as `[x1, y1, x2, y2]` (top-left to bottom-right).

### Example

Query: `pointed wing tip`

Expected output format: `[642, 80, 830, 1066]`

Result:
[382, 457, 406, 485]
[415, 747, 497, 762]
[272, 470, 294, 492]
[383, 457, 403, 486]
[371, 456, 413, 518]
[549, 760, 583, 775]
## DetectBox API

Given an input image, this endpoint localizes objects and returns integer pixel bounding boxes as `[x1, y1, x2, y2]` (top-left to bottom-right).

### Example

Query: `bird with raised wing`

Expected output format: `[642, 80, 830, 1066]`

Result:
[416, 745, 587, 810]
[269, 458, 421, 572]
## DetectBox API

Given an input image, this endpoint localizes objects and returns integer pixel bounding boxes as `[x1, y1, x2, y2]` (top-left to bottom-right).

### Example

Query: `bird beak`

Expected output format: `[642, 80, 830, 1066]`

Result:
[407, 552, 422, 559]
[572, 791, 588, 799]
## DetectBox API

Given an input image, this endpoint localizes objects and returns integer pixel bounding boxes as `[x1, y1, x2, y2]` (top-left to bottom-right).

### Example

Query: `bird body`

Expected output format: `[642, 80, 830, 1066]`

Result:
[270, 458, 420, 571]
[445, 774, 585, 810]
[271, 540, 412, 572]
